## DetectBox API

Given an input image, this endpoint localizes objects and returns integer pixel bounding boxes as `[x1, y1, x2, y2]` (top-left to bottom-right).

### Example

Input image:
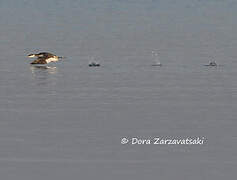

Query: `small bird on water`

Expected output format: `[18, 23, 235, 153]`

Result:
[151, 50, 162, 66]
[28, 52, 63, 64]
[208, 61, 217, 66]
[204, 61, 217, 67]
[88, 56, 100, 67]
[88, 62, 100, 67]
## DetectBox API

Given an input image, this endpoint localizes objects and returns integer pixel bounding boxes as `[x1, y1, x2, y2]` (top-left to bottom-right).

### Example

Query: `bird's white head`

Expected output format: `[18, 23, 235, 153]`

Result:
[28, 54, 36, 58]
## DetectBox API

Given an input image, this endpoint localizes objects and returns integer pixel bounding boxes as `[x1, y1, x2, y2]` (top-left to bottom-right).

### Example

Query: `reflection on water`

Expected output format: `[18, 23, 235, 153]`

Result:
[30, 65, 59, 95]
[30, 65, 58, 75]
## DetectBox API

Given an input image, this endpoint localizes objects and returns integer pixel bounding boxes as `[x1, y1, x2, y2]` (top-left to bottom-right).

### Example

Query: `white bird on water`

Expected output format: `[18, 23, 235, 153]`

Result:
[151, 51, 162, 66]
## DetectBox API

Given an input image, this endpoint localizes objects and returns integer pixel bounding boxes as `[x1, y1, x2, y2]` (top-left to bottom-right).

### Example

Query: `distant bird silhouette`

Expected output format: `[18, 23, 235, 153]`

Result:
[89, 61, 100, 67]
[205, 61, 217, 67]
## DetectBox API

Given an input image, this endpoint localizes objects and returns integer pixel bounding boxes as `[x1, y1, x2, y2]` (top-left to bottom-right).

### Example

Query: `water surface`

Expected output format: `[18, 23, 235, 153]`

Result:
[0, 0, 237, 179]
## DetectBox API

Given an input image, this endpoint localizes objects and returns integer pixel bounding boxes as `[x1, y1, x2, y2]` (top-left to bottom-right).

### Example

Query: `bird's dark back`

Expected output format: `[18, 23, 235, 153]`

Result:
[37, 52, 55, 58]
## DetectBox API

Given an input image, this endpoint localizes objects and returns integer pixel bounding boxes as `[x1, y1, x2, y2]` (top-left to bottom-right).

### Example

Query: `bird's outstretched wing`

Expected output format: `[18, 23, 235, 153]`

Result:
[31, 58, 47, 64]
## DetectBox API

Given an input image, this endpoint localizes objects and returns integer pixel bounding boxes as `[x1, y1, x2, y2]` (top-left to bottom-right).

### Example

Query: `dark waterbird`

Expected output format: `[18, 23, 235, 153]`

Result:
[204, 61, 217, 67]
[88, 62, 100, 67]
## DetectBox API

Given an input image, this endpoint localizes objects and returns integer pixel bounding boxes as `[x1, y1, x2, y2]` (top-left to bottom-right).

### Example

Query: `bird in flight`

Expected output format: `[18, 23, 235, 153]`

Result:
[28, 52, 63, 64]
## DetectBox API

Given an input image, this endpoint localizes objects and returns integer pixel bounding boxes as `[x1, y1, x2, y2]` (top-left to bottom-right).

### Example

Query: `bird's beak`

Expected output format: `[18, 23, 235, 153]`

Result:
[28, 54, 36, 58]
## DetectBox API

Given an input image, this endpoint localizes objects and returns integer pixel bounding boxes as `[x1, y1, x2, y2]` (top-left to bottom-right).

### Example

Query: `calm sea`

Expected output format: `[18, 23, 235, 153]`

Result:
[0, 0, 236, 179]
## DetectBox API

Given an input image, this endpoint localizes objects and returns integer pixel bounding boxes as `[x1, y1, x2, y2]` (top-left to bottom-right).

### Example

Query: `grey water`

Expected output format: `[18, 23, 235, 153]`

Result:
[0, 0, 237, 179]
